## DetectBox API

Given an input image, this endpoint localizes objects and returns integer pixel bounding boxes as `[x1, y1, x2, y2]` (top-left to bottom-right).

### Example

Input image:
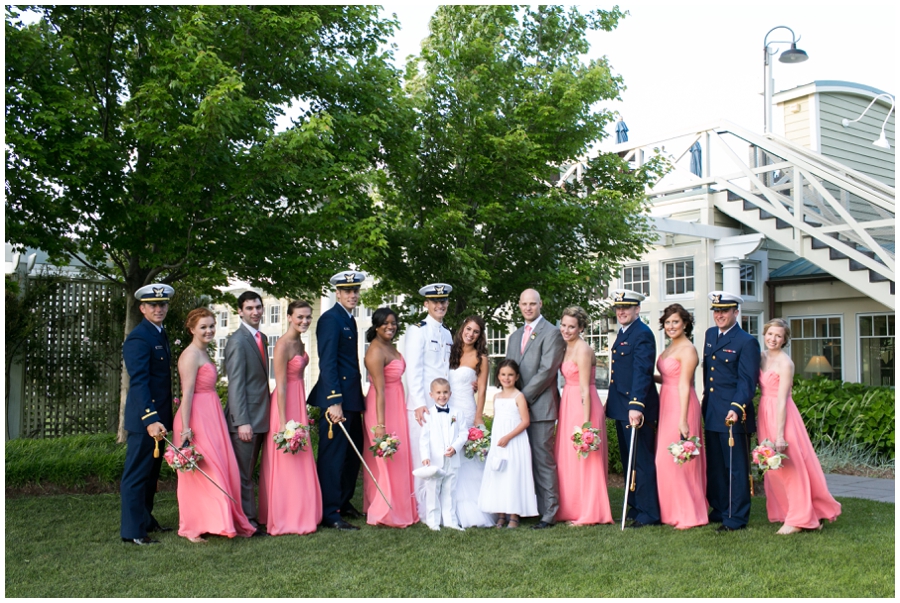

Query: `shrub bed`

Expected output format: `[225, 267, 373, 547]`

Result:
[790, 376, 894, 460]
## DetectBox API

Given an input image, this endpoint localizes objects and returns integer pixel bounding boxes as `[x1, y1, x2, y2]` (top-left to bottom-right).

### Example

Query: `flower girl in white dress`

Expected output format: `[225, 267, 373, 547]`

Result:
[477, 359, 538, 528]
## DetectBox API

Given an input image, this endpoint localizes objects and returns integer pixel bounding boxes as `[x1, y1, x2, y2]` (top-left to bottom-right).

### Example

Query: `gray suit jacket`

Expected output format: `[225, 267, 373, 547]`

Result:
[506, 316, 565, 422]
[224, 323, 270, 433]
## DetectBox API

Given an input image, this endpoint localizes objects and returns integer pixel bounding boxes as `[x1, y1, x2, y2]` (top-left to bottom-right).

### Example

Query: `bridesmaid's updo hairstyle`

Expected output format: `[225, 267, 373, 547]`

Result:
[185, 307, 215, 333]
[561, 305, 589, 330]
[659, 303, 694, 338]
[762, 317, 791, 348]
[494, 358, 520, 382]
[287, 300, 312, 317]
[366, 307, 398, 343]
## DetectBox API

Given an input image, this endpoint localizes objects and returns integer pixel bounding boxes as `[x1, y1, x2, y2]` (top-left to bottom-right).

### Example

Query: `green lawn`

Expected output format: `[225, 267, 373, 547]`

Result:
[5, 486, 893, 597]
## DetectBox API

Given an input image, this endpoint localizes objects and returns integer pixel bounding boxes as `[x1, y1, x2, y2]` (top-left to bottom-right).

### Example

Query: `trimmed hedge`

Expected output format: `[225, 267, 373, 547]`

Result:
[790, 376, 894, 460]
[4, 433, 175, 488]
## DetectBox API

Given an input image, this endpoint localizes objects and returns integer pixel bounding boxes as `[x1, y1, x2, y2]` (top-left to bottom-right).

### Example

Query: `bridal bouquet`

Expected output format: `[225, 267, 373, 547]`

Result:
[370, 430, 401, 459]
[273, 420, 310, 454]
[668, 436, 702, 465]
[571, 422, 602, 459]
[752, 439, 788, 475]
[464, 426, 491, 462]
[163, 443, 204, 472]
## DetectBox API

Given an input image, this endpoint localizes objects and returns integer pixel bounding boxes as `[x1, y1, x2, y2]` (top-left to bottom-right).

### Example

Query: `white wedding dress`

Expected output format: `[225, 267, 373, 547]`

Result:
[448, 366, 494, 528]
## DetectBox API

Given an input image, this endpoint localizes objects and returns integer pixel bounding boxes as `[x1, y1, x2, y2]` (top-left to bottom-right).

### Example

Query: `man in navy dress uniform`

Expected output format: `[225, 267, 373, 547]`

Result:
[606, 289, 661, 527]
[309, 270, 366, 530]
[702, 291, 760, 531]
[120, 284, 175, 545]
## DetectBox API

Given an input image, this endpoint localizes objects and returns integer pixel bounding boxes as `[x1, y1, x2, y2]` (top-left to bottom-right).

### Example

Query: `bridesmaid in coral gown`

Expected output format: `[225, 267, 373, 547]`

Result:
[174, 308, 255, 542]
[362, 307, 417, 527]
[554, 306, 613, 525]
[259, 301, 323, 535]
[654, 304, 708, 529]
[758, 318, 841, 534]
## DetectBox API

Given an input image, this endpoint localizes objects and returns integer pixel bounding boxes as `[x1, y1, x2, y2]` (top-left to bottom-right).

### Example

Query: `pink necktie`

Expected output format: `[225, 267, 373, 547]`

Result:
[521, 324, 532, 354]
[255, 331, 266, 364]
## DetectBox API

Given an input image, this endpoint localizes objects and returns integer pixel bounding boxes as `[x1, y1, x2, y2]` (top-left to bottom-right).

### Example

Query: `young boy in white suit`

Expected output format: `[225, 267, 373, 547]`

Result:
[418, 378, 468, 531]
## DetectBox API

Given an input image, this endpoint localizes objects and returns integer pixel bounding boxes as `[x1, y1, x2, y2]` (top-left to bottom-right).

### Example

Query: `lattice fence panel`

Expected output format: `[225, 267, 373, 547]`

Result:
[20, 279, 125, 438]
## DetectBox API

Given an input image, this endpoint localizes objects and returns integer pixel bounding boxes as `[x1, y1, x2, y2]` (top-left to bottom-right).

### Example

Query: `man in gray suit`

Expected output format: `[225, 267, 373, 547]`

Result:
[506, 288, 565, 529]
[224, 290, 270, 533]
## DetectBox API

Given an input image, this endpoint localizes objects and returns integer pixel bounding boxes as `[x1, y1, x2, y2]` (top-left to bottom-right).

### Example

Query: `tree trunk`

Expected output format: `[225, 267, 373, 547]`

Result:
[116, 296, 143, 443]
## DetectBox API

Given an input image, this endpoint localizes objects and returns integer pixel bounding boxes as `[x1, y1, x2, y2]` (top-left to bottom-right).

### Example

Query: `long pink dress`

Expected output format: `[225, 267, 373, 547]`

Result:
[758, 370, 841, 528]
[173, 363, 255, 539]
[554, 361, 613, 525]
[362, 357, 418, 527]
[654, 356, 708, 529]
[258, 353, 322, 535]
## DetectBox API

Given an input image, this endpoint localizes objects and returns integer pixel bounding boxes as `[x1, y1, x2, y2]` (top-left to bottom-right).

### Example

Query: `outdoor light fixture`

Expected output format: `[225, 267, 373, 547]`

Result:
[841, 93, 895, 150]
[763, 26, 809, 134]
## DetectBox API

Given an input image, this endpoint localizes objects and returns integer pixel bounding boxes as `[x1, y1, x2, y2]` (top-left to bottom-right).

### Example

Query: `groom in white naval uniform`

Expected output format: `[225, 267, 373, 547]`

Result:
[404, 283, 454, 520]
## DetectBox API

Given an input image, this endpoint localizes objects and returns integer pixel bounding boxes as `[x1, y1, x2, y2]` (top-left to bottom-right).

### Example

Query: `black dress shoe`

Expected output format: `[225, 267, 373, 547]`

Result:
[626, 520, 648, 529]
[340, 506, 363, 519]
[326, 519, 360, 531]
[531, 521, 555, 530]
[147, 524, 173, 533]
[716, 524, 746, 532]
[122, 537, 160, 545]
[251, 528, 269, 537]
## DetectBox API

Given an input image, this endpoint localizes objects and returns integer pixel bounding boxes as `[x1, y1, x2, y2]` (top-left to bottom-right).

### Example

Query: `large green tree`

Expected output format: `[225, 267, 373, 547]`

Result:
[5, 5, 404, 436]
[364, 5, 663, 329]
[5, 5, 402, 331]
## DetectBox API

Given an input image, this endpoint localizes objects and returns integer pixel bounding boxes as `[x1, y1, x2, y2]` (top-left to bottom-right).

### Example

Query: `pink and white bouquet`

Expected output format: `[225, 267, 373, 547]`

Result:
[464, 426, 491, 462]
[163, 443, 204, 472]
[571, 422, 602, 459]
[668, 436, 702, 465]
[370, 430, 401, 459]
[273, 420, 310, 454]
[752, 439, 788, 475]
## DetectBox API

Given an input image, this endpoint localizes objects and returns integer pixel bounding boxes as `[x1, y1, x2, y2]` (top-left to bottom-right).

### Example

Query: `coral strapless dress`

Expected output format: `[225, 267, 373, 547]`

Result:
[758, 370, 841, 528]
[554, 361, 613, 525]
[173, 363, 255, 539]
[259, 353, 323, 535]
[362, 358, 418, 527]
[654, 357, 708, 529]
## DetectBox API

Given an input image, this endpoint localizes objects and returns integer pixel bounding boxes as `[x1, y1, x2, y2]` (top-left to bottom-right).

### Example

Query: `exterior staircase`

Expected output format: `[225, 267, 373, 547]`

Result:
[617, 120, 895, 309]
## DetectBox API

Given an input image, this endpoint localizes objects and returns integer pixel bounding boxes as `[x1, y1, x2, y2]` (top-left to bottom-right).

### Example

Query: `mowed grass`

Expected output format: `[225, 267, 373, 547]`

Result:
[5, 485, 894, 598]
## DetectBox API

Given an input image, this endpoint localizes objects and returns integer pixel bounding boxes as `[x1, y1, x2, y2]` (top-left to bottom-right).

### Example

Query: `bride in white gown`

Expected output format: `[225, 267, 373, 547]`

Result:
[448, 316, 495, 528]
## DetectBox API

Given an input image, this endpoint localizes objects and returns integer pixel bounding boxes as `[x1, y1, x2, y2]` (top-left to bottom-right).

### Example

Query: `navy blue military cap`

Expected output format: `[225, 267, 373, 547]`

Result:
[330, 270, 366, 289]
[134, 283, 174, 303]
[708, 291, 743, 310]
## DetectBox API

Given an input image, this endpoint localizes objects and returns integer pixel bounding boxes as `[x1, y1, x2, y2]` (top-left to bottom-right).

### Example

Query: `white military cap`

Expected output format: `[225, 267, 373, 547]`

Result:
[329, 270, 366, 289]
[610, 288, 645, 306]
[419, 283, 452, 299]
[135, 283, 175, 302]
[708, 291, 743, 309]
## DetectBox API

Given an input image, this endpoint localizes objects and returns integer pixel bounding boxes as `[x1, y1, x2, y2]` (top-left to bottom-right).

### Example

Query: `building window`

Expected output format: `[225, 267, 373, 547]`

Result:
[486, 327, 508, 389]
[622, 264, 650, 296]
[267, 335, 279, 380]
[219, 312, 228, 328]
[269, 305, 281, 325]
[351, 306, 359, 318]
[858, 314, 894, 387]
[741, 313, 761, 343]
[582, 319, 613, 390]
[788, 316, 842, 381]
[663, 259, 694, 296]
[740, 263, 757, 299]
[217, 338, 226, 364]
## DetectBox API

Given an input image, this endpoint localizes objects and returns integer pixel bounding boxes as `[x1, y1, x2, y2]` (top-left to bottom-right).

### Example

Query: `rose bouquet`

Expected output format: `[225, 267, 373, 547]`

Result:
[464, 426, 491, 462]
[273, 419, 310, 454]
[163, 443, 204, 472]
[668, 436, 702, 465]
[369, 430, 401, 459]
[571, 422, 602, 459]
[752, 439, 788, 476]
